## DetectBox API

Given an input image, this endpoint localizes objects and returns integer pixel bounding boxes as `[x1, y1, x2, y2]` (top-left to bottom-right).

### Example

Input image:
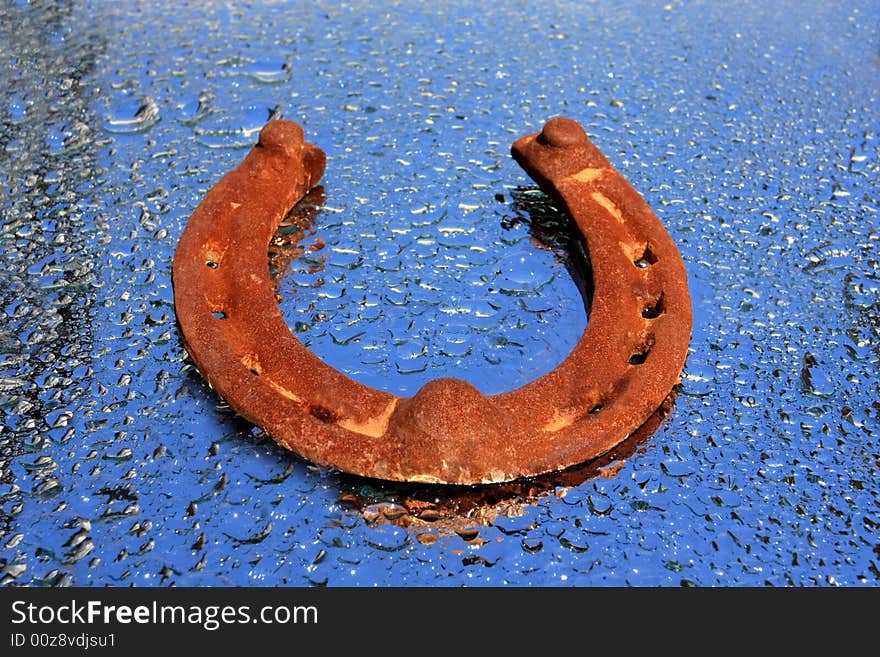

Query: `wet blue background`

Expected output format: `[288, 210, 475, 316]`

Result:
[1, 0, 878, 586]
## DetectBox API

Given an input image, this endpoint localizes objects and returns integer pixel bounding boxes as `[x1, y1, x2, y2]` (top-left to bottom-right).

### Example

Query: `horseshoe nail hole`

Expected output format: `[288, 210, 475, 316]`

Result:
[628, 337, 655, 365]
[642, 293, 666, 319]
[242, 355, 262, 376]
[308, 404, 339, 424]
[206, 260, 219, 269]
[634, 245, 658, 268]
[212, 311, 227, 320]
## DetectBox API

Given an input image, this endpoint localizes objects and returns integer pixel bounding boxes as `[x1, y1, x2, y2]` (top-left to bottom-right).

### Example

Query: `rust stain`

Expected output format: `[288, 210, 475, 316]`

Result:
[567, 166, 606, 183]
[591, 190, 625, 223]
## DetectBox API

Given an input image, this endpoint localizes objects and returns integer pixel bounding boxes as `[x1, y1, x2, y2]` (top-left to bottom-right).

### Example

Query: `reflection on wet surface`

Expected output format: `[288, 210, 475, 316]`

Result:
[1, 0, 878, 586]
[272, 180, 590, 396]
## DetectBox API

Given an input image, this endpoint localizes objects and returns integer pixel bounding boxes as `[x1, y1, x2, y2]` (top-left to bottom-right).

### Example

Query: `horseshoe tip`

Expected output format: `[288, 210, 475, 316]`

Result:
[258, 119, 305, 156]
[537, 116, 589, 148]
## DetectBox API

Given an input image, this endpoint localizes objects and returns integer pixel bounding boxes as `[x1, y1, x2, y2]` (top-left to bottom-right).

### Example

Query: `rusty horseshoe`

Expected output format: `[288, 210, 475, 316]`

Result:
[172, 117, 693, 485]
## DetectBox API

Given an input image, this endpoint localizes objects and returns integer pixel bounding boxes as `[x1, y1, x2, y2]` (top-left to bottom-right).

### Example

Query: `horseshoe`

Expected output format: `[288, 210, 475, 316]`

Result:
[172, 117, 693, 485]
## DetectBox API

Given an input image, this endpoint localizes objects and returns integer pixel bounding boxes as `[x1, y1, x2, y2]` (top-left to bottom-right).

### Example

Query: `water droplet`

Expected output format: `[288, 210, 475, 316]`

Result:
[104, 94, 160, 134]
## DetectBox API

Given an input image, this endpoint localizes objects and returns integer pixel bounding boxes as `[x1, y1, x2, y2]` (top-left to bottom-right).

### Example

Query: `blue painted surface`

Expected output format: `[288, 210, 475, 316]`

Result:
[1, 0, 878, 586]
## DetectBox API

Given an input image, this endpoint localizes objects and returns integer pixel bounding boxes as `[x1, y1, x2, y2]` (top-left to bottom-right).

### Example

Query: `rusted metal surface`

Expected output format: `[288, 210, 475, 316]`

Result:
[172, 117, 693, 484]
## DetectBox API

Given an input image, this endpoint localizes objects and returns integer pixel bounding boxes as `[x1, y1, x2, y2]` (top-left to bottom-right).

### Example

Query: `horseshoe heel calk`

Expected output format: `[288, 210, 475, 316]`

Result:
[172, 117, 693, 485]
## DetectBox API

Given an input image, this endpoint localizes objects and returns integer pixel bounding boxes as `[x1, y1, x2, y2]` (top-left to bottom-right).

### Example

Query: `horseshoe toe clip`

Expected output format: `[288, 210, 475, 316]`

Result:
[172, 117, 693, 484]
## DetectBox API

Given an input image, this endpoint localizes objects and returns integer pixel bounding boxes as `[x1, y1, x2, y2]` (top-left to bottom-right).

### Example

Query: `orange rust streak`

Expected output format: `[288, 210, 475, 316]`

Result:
[541, 408, 576, 432]
[567, 167, 606, 184]
[591, 191, 625, 223]
[338, 399, 399, 438]
[266, 379, 302, 404]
